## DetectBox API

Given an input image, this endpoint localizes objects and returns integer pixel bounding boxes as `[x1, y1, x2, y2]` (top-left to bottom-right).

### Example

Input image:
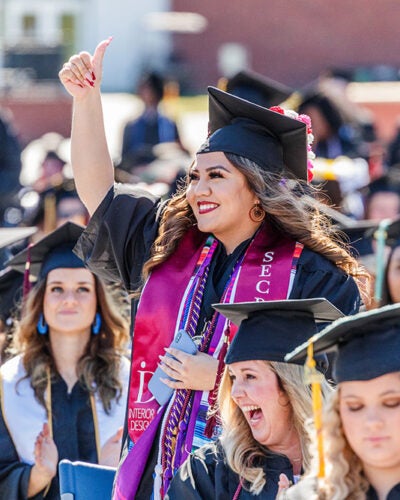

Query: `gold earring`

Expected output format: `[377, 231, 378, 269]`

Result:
[249, 203, 265, 222]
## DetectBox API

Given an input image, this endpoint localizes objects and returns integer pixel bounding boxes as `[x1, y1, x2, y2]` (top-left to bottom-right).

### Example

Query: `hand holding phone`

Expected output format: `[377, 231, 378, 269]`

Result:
[148, 330, 198, 406]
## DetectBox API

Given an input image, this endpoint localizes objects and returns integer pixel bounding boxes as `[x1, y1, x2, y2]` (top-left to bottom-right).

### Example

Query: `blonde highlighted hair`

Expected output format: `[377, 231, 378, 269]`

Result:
[314, 389, 369, 499]
[217, 361, 333, 495]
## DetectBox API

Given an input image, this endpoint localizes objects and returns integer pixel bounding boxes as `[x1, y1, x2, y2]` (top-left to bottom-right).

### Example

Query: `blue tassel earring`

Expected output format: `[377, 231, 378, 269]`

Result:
[37, 313, 48, 335]
[92, 313, 101, 335]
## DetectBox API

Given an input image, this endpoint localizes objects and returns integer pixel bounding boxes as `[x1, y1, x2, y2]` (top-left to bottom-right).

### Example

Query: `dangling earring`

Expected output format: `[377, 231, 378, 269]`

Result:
[92, 313, 102, 335]
[249, 202, 265, 222]
[37, 313, 48, 335]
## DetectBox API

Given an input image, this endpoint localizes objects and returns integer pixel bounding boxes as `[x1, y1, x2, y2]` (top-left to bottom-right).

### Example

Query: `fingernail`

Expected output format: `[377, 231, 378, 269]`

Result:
[91, 72, 96, 81]
[85, 78, 95, 88]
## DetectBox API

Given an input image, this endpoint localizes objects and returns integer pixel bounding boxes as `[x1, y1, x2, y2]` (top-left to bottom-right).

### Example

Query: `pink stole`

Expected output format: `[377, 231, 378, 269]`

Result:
[127, 223, 299, 444]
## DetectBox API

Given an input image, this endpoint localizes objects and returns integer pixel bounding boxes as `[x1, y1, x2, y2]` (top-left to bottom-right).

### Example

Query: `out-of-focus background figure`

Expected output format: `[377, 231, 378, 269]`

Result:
[118, 71, 185, 175]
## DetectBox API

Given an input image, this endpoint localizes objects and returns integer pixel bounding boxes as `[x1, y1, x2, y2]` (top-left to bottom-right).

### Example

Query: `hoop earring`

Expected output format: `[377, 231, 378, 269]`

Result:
[92, 313, 102, 335]
[249, 203, 265, 222]
[37, 313, 48, 335]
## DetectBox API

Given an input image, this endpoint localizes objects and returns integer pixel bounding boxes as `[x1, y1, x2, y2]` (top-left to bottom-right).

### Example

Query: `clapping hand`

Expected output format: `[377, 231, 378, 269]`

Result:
[28, 422, 58, 497]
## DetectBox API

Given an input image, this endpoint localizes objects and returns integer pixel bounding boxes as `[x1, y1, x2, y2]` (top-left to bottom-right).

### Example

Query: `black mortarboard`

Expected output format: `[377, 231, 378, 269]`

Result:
[0, 267, 24, 322]
[8, 222, 85, 280]
[197, 86, 308, 180]
[225, 70, 293, 108]
[335, 217, 377, 259]
[0, 226, 37, 270]
[362, 169, 400, 199]
[285, 303, 400, 382]
[213, 298, 343, 365]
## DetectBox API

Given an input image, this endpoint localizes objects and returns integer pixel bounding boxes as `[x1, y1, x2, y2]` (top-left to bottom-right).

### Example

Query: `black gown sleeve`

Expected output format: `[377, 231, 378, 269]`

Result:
[74, 184, 162, 291]
[289, 248, 361, 315]
[0, 404, 44, 500]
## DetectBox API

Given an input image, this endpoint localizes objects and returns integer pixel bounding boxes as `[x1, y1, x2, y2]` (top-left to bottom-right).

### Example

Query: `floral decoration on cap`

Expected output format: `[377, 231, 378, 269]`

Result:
[270, 106, 315, 182]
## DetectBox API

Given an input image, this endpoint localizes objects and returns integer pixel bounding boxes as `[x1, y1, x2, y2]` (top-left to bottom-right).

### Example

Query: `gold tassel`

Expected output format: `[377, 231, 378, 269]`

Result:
[305, 342, 325, 478]
[43, 192, 57, 235]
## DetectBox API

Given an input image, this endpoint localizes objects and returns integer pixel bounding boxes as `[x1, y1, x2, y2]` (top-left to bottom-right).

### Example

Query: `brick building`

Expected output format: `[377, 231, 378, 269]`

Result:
[171, 1, 400, 92]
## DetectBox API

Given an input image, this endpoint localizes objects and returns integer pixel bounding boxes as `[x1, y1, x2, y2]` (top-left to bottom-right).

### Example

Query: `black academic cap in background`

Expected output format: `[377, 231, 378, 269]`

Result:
[0, 226, 37, 270]
[197, 86, 308, 181]
[0, 267, 24, 323]
[285, 303, 400, 382]
[361, 168, 400, 199]
[225, 70, 293, 108]
[8, 222, 85, 280]
[0, 226, 37, 249]
[213, 298, 343, 365]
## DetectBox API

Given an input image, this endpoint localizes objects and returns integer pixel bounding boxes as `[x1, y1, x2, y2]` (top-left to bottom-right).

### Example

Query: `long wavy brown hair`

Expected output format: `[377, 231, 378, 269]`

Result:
[10, 274, 130, 414]
[142, 153, 370, 303]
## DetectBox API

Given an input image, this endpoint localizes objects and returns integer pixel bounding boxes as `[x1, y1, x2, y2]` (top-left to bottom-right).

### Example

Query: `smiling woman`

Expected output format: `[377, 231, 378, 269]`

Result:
[0, 222, 130, 500]
[58, 39, 368, 499]
[165, 299, 340, 499]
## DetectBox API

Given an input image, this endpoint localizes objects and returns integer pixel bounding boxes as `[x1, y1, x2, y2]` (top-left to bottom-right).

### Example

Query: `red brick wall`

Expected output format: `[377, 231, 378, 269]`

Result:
[172, 1, 400, 92]
[0, 94, 72, 148]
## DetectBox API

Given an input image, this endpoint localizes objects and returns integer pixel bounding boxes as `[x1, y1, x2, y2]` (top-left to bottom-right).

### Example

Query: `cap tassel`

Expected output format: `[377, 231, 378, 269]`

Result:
[22, 243, 33, 299]
[305, 342, 325, 478]
[204, 325, 230, 438]
[373, 218, 391, 306]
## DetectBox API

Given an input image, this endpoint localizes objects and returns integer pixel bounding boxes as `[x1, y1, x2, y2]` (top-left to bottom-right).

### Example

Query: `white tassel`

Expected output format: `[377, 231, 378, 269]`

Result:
[153, 464, 163, 500]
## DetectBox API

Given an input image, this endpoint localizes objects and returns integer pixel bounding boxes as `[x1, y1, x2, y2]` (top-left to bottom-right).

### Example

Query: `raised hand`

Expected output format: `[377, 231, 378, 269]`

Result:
[58, 37, 112, 100]
[99, 427, 124, 467]
[28, 422, 59, 497]
[276, 473, 291, 498]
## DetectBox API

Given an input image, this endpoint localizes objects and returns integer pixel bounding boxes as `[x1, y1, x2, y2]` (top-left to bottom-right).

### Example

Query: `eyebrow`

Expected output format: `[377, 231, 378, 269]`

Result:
[46, 280, 94, 285]
[228, 367, 258, 375]
[191, 165, 231, 173]
[342, 390, 400, 399]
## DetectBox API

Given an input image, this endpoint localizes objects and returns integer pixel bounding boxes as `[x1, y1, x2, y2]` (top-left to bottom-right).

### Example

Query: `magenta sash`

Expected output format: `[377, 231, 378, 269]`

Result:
[117, 224, 300, 499]
[127, 224, 297, 443]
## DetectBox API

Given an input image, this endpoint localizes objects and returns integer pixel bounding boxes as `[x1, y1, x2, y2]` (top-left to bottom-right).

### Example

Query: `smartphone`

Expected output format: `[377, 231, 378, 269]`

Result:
[148, 330, 198, 406]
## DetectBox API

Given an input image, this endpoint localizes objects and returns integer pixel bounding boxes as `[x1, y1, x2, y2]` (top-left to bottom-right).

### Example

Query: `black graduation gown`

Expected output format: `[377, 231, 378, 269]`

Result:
[165, 439, 295, 500]
[0, 376, 97, 500]
[74, 185, 361, 498]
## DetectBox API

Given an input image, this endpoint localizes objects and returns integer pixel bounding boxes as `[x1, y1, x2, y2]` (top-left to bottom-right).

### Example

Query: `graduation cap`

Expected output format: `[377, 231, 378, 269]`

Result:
[0, 226, 37, 270]
[197, 86, 309, 181]
[0, 267, 24, 323]
[285, 303, 400, 383]
[0, 226, 37, 249]
[225, 70, 293, 108]
[213, 298, 343, 365]
[7, 221, 85, 280]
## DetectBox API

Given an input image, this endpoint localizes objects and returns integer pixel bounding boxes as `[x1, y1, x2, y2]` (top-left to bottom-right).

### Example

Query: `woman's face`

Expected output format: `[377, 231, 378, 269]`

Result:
[366, 192, 400, 221]
[43, 268, 97, 337]
[228, 360, 295, 451]
[186, 151, 260, 254]
[340, 372, 400, 472]
[387, 246, 400, 303]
